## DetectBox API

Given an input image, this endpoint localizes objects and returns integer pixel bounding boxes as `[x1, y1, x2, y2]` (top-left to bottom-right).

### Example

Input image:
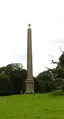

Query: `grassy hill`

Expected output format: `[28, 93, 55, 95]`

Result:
[0, 93, 64, 119]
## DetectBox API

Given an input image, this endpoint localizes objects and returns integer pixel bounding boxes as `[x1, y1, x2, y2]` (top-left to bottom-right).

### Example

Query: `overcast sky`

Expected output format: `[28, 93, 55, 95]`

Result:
[0, 0, 64, 76]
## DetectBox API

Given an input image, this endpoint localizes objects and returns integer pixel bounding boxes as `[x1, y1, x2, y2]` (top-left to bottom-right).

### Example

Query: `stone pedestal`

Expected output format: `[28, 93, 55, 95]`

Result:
[26, 80, 34, 93]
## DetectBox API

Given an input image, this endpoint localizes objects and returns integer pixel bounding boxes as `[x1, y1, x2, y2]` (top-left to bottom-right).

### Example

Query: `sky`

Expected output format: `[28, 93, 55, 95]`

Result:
[0, 0, 64, 76]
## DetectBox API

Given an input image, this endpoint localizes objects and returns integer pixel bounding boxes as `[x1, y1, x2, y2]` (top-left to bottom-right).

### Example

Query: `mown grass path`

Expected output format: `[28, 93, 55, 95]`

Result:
[0, 94, 64, 119]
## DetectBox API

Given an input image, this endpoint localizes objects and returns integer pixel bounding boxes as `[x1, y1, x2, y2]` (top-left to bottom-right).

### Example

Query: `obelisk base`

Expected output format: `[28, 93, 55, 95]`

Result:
[26, 79, 34, 93]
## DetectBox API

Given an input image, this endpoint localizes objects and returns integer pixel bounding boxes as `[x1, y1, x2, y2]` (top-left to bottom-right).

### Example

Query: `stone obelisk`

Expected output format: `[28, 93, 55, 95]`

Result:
[26, 24, 34, 93]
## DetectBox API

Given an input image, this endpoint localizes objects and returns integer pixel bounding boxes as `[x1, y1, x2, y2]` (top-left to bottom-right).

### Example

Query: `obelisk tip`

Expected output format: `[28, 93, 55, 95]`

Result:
[28, 24, 31, 28]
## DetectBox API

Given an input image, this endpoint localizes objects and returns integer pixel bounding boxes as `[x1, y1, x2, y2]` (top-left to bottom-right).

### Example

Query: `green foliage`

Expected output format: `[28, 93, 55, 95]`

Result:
[34, 77, 40, 93]
[35, 52, 64, 93]
[4, 63, 23, 75]
[51, 90, 64, 96]
[0, 74, 13, 95]
[61, 83, 64, 91]
[0, 66, 6, 74]
[47, 53, 64, 91]
[1, 51, 64, 95]
[53, 67, 64, 79]
[0, 63, 27, 95]
[36, 71, 55, 93]
[59, 54, 64, 68]
[10, 69, 27, 94]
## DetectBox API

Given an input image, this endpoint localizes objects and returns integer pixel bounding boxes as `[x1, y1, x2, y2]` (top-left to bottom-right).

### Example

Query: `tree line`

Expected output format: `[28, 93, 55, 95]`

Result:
[0, 51, 64, 95]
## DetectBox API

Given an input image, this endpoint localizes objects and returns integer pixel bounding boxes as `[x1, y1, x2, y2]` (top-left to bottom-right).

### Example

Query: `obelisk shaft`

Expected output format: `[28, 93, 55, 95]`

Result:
[27, 28, 33, 79]
[26, 24, 34, 93]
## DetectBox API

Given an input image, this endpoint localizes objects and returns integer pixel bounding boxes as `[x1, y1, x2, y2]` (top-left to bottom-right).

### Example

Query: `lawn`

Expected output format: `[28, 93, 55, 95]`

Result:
[0, 93, 64, 119]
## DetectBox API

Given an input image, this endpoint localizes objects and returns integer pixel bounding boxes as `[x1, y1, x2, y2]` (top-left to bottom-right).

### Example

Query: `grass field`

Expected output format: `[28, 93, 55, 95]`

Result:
[0, 93, 64, 119]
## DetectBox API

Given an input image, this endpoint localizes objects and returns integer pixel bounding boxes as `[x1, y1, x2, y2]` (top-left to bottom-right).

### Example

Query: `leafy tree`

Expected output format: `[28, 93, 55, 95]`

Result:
[10, 69, 27, 94]
[0, 66, 6, 74]
[4, 63, 23, 75]
[0, 74, 13, 95]
[58, 53, 64, 68]
[0, 63, 27, 94]
[36, 71, 55, 93]
[48, 49, 64, 90]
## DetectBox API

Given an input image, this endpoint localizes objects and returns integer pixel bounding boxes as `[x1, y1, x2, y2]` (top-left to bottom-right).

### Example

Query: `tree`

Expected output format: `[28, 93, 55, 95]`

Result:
[48, 48, 64, 90]
[4, 63, 23, 74]
[0, 74, 13, 95]
[36, 71, 55, 93]
[0, 63, 27, 94]
[10, 69, 27, 94]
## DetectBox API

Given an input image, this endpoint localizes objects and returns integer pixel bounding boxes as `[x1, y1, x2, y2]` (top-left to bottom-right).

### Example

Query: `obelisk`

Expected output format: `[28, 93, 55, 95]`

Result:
[26, 24, 34, 93]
